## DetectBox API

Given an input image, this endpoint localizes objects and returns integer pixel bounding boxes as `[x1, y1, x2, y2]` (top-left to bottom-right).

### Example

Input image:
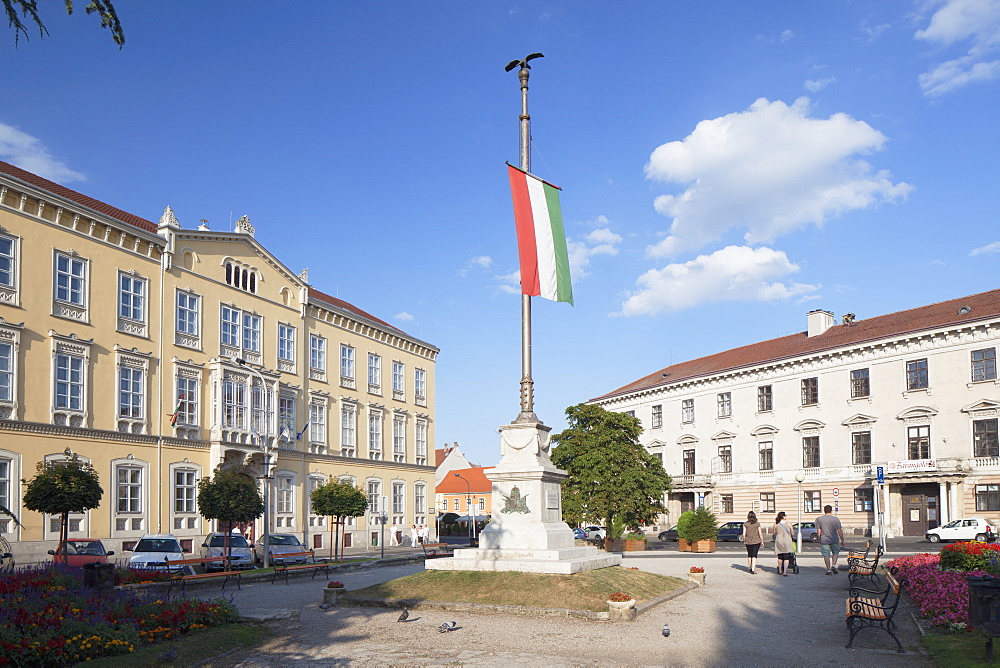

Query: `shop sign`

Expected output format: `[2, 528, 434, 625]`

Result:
[887, 459, 936, 473]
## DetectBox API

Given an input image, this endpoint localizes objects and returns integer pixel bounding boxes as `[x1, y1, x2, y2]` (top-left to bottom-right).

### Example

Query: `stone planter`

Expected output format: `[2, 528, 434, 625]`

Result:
[607, 598, 636, 622]
[608, 598, 636, 610]
[690, 539, 716, 553]
[688, 572, 706, 586]
[678, 538, 691, 552]
[322, 586, 346, 605]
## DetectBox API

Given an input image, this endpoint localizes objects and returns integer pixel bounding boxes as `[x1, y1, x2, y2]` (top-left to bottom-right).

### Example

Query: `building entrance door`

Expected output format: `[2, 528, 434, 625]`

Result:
[902, 483, 939, 536]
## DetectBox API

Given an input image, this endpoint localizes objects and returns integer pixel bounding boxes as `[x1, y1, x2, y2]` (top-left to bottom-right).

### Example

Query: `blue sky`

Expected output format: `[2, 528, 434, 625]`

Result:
[2, 1, 999, 467]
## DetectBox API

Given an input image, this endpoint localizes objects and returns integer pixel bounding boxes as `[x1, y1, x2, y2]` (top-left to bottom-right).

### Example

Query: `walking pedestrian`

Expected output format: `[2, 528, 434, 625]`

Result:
[771, 511, 794, 576]
[410, 524, 419, 548]
[389, 524, 399, 546]
[742, 511, 766, 574]
[418, 525, 428, 545]
[816, 504, 846, 574]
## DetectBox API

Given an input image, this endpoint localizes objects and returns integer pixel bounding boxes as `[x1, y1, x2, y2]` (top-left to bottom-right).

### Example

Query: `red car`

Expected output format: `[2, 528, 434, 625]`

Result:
[48, 539, 114, 567]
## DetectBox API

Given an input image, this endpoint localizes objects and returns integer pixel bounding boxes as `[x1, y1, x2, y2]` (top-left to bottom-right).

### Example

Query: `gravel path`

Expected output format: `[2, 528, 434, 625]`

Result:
[196, 550, 931, 667]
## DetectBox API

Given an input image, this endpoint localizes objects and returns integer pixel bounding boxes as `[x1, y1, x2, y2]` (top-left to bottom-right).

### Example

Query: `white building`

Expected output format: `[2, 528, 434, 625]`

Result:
[590, 289, 1000, 538]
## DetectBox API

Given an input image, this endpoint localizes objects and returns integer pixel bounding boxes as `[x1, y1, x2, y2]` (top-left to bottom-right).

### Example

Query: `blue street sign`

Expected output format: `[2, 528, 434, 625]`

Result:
[877, 466, 885, 484]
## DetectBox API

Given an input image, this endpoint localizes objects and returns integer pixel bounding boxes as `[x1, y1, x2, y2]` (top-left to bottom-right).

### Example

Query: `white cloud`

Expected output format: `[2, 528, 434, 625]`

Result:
[780, 29, 794, 43]
[567, 226, 622, 279]
[394, 312, 414, 321]
[804, 76, 837, 92]
[755, 29, 794, 45]
[618, 245, 820, 317]
[460, 255, 493, 276]
[915, 0, 1000, 96]
[971, 241, 1000, 255]
[644, 97, 912, 256]
[495, 269, 521, 295]
[0, 121, 85, 183]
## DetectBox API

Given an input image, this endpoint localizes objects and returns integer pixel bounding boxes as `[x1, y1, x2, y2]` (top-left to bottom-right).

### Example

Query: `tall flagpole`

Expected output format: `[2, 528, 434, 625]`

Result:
[507, 53, 544, 425]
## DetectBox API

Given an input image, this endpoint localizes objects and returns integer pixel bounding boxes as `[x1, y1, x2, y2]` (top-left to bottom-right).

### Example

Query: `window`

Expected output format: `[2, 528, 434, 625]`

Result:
[906, 358, 928, 390]
[221, 306, 241, 346]
[804, 490, 821, 514]
[681, 399, 694, 423]
[414, 368, 426, 404]
[118, 273, 146, 322]
[721, 494, 734, 514]
[116, 466, 142, 513]
[392, 482, 404, 514]
[242, 313, 261, 353]
[757, 385, 772, 412]
[976, 484, 1000, 512]
[250, 381, 271, 436]
[310, 335, 326, 372]
[974, 419, 999, 458]
[341, 345, 355, 383]
[367, 480, 381, 514]
[175, 291, 200, 338]
[801, 377, 818, 405]
[717, 392, 731, 418]
[54, 252, 86, 306]
[341, 403, 357, 457]
[908, 425, 931, 459]
[368, 409, 382, 459]
[54, 353, 84, 411]
[415, 483, 426, 514]
[175, 376, 198, 426]
[222, 378, 246, 429]
[393, 414, 406, 462]
[972, 348, 997, 382]
[309, 402, 326, 446]
[118, 367, 143, 420]
[0, 233, 15, 288]
[850, 368, 870, 398]
[0, 342, 12, 403]
[651, 405, 662, 428]
[624, 410, 635, 418]
[174, 469, 197, 514]
[415, 419, 427, 465]
[392, 361, 405, 399]
[682, 449, 695, 475]
[758, 441, 773, 471]
[0, 459, 10, 532]
[453, 498, 459, 512]
[224, 262, 257, 294]
[278, 324, 296, 363]
[760, 492, 775, 513]
[478, 497, 486, 511]
[718, 445, 732, 473]
[276, 477, 293, 514]
[802, 436, 820, 468]
[367, 353, 382, 394]
[854, 488, 874, 513]
[852, 432, 871, 465]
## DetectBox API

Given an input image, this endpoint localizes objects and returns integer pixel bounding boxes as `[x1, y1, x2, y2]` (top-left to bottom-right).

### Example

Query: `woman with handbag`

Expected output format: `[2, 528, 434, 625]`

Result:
[742, 511, 766, 574]
[771, 511, 794, 576]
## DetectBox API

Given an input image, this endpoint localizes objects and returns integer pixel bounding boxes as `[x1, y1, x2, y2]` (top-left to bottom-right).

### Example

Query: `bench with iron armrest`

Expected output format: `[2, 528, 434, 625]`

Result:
[421, 542, 455, 558]
[848, 539, 872, 561]
[269, 550, 332, 584]
[845, 569, 908, 653]
[847, 544, 885, 585]
[163, 556, 242, 594]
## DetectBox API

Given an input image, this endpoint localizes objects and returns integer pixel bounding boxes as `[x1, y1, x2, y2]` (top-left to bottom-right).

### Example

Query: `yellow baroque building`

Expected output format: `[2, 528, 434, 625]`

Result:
[0, 161, 438, 561]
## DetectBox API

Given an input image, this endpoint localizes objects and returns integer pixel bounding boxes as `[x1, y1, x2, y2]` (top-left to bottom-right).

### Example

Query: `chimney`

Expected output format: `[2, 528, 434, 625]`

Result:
[807, 309, 834, 337]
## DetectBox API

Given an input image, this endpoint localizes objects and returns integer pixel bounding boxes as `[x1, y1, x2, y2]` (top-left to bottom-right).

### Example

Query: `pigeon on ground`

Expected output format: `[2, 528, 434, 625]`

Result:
[661, 623, 670, 637]
[398, 608, 409, 622]
[319, 603, 332, 610]
[157, 646, 178, 661]
[439, 621, 457, 633]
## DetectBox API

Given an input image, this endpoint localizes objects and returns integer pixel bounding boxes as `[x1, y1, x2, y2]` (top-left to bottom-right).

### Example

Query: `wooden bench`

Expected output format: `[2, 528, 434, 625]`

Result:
[163, 556, 242, 594]
[845, 569, 908, 652]
[421, 542, 455, 558]
[848, 539, 872, 561]
[269, 550, 332, 584]
[847, 544, 884, 585]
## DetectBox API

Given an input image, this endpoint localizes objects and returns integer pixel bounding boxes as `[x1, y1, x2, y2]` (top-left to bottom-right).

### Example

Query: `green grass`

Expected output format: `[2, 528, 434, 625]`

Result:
[348, 566, 685, 611]
[83, 623, 272, 667]
[924, 630, 1000, 667]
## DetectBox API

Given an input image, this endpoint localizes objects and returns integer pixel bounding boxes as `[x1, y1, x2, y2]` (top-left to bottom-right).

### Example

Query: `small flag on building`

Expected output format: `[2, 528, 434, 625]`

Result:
[296, 421, 310, 440]
[507, 163, 573, 305]
[169, 393, 185, 427]
[279, 425, 292, 441]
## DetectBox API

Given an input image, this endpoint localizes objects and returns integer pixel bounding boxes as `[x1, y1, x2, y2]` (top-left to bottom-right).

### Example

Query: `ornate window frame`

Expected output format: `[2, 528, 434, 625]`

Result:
[0, 447, 20, 537]
[115, 346, 152, 434]
[174, 287, 202, 350]
[110, 455, 148, 538]
[0, 228, 21, 306]
[0, 317, 22, 420]
[169, 459, 202, 534]
[51, 249, 89, 323]
[50, 331, 92, 427]
[116, 270, 148, 338]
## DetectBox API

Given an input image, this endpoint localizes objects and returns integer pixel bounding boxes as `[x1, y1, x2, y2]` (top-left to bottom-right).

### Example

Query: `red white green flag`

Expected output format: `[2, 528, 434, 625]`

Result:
[507, 164, 573, 305]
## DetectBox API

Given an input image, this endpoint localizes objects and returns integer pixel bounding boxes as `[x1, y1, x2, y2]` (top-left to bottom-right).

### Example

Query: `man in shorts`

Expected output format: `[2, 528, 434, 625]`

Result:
[816, 505, 845, 574]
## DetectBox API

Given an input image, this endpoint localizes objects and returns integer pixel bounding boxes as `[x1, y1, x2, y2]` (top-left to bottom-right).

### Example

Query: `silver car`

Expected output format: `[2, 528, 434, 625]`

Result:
[254, 533, 308, 565]
[202, 533, 255, 571]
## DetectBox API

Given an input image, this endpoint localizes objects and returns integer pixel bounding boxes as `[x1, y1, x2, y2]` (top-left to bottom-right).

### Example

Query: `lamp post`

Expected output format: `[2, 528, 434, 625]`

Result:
[379, 495, 386, 559]
[454, 473, 474, 546]
[794, 472, 805, 555]
[236, 358, 272, 569]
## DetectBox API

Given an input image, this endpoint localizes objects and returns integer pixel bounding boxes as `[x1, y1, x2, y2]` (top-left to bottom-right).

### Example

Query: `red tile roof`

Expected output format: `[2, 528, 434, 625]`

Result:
[593, 288, 1000, 402]
[0, 161, 157, 233]
[435, 448, 449, 467]
[437, 467, 494, 494]
[308, 286, 404, 334]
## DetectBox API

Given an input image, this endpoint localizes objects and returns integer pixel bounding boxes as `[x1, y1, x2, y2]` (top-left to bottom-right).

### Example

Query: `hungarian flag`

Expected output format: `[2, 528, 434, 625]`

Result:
[169, 394, 185, 427]
[507, 164, 573, 305]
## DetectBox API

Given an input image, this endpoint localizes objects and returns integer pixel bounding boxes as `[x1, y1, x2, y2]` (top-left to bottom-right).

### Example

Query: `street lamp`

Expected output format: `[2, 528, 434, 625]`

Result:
[236, 358, 272, 569]
[454, 473, 475, 546]
[794, 471, 805, 554]
[379, 495, 387, 559]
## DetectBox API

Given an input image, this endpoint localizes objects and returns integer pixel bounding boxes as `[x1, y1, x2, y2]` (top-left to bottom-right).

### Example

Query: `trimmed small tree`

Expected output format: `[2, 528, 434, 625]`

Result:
[197, 471, 265, 568]
[311, 480, 368, 561]
[676, 506, 719, 542]
[22, 452, 102, 563]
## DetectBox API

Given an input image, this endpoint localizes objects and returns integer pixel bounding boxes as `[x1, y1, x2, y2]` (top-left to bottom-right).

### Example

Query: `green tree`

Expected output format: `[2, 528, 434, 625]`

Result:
[22, 452, 103, 560]
[311, 480, 368, 561]
[676, 506, 718, 542]
[197, 470, 264, 567]
[551, 403, 672, 537]
[4, 0, 124, 47]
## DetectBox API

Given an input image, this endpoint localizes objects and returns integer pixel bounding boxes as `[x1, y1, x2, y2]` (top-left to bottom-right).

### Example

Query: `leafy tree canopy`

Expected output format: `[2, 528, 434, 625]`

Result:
[197, 470, 265, 524]
[311, 480, 368, 519]
[22, 453, 103, 515]
[4, 0, 124, 47]
[551, 403, 672, 535]
[676, 506, 718, 541]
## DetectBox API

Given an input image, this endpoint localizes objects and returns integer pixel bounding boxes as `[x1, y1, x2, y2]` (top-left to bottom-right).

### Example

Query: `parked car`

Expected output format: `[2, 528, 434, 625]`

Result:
[658, 526, 679, 542]
[571, 527, 587, 539]
[254, 533, 309, 565]
[202, 532, 255, 571]
[926, 517, 1000, 543]
[126, 534, 190, 573]
[583, 526, 606, 540]
[48, 538, 114, 567]
[791, 522, 820, 542]
[717, 521, 745, 542]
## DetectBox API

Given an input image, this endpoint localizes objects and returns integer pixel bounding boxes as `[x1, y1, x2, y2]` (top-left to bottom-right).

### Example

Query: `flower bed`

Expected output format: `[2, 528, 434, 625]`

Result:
[0, 565, 237, 665]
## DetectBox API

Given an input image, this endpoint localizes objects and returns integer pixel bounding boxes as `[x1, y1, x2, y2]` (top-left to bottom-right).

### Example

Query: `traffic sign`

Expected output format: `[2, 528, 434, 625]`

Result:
[877, 466, 885, 484]
[832, 488, 839, 497]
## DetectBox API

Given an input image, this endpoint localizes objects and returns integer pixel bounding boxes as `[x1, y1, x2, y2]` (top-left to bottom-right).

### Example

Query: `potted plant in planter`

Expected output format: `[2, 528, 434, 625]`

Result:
[323, 580, 346, 605]
[604, 516, 626, 552]
[623, 531, 647, 551]
[607, 591, 636, 610]
[688, 566, 706, 585]
[676, 507, 718, 553]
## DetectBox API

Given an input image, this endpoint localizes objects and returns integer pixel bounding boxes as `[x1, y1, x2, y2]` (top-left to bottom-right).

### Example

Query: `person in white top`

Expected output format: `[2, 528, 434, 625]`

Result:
[389, 524, 399, 546]
[418, 525, 429, 545]
[410, 524, 419, 548]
